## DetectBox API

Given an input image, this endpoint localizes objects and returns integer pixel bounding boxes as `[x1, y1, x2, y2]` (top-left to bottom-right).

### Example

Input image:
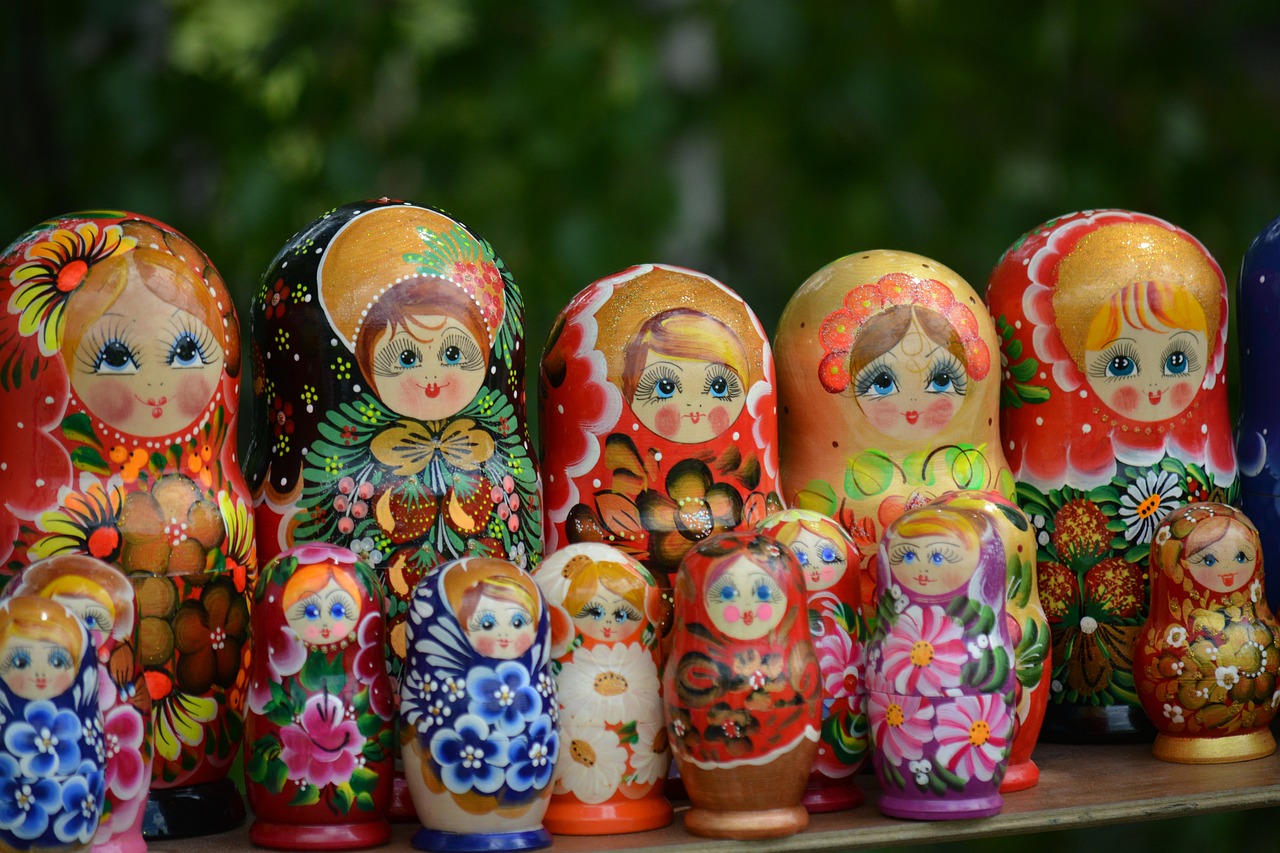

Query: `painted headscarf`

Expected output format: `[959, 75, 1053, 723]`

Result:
[540, 264, 780, 576]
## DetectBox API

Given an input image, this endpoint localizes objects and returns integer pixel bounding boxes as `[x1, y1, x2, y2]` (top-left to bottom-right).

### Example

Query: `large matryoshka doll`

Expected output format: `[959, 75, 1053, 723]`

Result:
[756, 508, 867, 812]
[245, 543, 395, 849]
[664, 532, 821, 840]
[775, 251, 1012, 630]
[865, 505, 1016, 820]
[1136, 503, 1279, 763]
[0, 595, 106, 853]
[1237, 214, 1280, 610]
[7, 555, 153, 853]
[247, 199, 542, 680]
[401, 558, 560, 851]
[540, 264, 782, 583]
[531, 543, 670, 834]
[986, 210, 1237, 742]
[927, 490, 1049, 792]
[0, 212, 255, 836]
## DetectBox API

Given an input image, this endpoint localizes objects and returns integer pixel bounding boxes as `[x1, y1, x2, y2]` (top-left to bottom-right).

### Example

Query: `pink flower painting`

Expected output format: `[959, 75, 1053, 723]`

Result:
[868, 691, 934, 767]
[279, 692, 363, 789]
[933, 694, 1013, 783]
[879, 605, 968, 696]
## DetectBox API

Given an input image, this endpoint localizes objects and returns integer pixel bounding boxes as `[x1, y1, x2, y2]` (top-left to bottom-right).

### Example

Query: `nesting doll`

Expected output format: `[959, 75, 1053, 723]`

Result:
[1136, 503, 1279, 763]
[7, 555, 152, 853]
[0, 595, 106, 852]
[0, 212, 255, 836]
[775, 252, 1012, 631]
[986, 210, 1237, 742]
[1237, 214, 1280, 610]
[539, 264, 782, 583]
[401, 558, 559, 851]
[756, 509, 867, 812]
[865, 505, 1016, 820]
[244, 544, 395, 849]
[927, 490, 1049, 792]
[664, 532, 821, 839]
[247, 198, 542, 681]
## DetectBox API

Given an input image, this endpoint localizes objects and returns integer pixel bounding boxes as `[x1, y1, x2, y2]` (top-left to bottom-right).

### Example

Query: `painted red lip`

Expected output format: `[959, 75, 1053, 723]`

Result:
[686, 412, 703, 423]
[741, 611, 756, 626]
[602, 628, 613, 638]
[904, 411, 920, 424]
[424, 383, 442, 398]
[321, 628, 331, 638]
[1221, 573, 1236, 587]
[1148, 391, 1163, 405]
[35, 678, 47, 690]
[498, 639, 510, 648]
[914, 574, 933, 586]
[810, 571, 822, 583]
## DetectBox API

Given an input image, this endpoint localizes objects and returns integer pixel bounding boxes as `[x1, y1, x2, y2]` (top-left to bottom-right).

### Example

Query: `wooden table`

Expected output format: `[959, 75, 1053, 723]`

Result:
[161, 743, 1280, 853]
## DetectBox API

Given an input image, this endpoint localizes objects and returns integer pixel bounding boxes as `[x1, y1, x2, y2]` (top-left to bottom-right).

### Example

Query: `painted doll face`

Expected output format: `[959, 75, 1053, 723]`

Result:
[285, 578, 361, 647]
[1185, 526, 1257, 594]
[0, 637, 77, 700]
[630, 350, 746, 444]
[50, 593, 115, 646]
[705, 557, 786, 641]
[464, 593, 535, 659]
[69, 273, 224, 437]
[853, 313, 967, 440]
[571, 583, 643, 643]
[786, 527, 848, 592]
[886, 529, 979, 597]
[1084, 313, 1207, 423]
[370, 314, 487, 421]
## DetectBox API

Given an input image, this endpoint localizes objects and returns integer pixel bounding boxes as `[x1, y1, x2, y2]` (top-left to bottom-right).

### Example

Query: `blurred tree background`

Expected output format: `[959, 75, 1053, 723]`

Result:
[4, 1, 1280, 848]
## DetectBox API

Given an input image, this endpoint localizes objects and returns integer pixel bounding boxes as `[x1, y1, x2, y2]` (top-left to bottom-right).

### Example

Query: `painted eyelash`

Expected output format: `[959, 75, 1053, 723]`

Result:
[633, 364, 682, 403]
[0, 646, 31, 673]
[288, 594, 323, 621]
[854, 357, 896, 397]
[814, 539, 846, 565]
[614, 602, 643, 622]
[81, 605, 114, 634]
[326, 591, 358, 619]
[1159, 341, 1200, 376]
[439, 331, 484, 370]
[47, 647, 73, 669]
[752, 576, 784, 603]
[705, 574, 738, 603]
[372, 336, 422, 377]
[927, 547, 964, 564]
[78, 322, 140, 372]
[165, 317, 216, 367]
[702, 364, 743, 400]
[468, 609, 498, 632]
[926, 353, 968, 396]
[1088, 341, 1141, 381]
[889, 544, 917, 563]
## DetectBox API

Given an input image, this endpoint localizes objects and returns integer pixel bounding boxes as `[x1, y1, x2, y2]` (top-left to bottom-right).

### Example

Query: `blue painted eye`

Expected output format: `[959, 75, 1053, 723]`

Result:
[398, 349, 419, 368]
[902, 551, 916, 564]
[1164, 351, 1188, 375]
[1106, 355, 1136, 377]
[655, 378, 677, 399]
[612, 608, 632, 624]
[868, 372, 896, 396]
[479, 613, 497, 630]
[930, 551, 945, 565]
[168, 332, 207, 368]
[1236, 551, 1249, 563]
[820, 546, 838, 563]
[304, 604, 320, 621]
[441, 345, 462, 365]
[1202, 554, 1218, 567]
[754, 582, 773, 603]
[718, 585, 739, 603]
[510, 612, 529, 629]
[707, 376, 729, 398]
[793, 549, 810, 566]
[926, 372, 954, 393]
[48, 648, 73, 670]
[330, 603, 347, 620]
[94, 339, 139, 374]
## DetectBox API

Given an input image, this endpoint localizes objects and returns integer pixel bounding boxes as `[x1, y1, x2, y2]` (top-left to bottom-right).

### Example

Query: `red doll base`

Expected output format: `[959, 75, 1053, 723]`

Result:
[249, 819, 392, 850]
[542, 794, 673, 835]
[801, 775, 865, 813]
[999, 758, 1040, 793]
[1152, 729, 1277, 765]
[389, 775, 418, 822]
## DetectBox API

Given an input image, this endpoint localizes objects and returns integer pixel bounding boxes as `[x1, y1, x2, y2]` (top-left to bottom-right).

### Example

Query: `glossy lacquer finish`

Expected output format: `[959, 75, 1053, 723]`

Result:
[1136, 503, 1279, 764]
[539, 264, 781, 583]
[865, 505, 1016, 820]
[1237, 214, 1280, 611]
[532, 542, 672, 834]
[8, 555, 153, 853]
[775, 251, 1013, 631]
[245, 544, 395, 849]
[664, 532, 821, 839]
[986, 210, 1237, 743]
[0, 212, 255, 837]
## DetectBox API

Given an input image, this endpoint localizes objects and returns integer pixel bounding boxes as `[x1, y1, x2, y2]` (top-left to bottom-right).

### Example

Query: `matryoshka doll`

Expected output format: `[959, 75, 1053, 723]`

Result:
[1236, 214, 1280, 610]
[401, 558, 560, 851]
[247, 199, 542, 677]
[774, 252, 1012, 630]
[756, 509, 867, 812]
[986, 210, 1237, 741]
[0, 212, 256, 836]
[531, 543, 670, 834]
[927, 491, 1049, 792]
[540, 264, 782, 583]
[865, 505, 1016, 820]
[244, 543, 395, 849]
[664, 532, 821, 839]
[1136, 503, 1279, 763]
[0, 595, 106, 853]
[7, 555, 153, 853]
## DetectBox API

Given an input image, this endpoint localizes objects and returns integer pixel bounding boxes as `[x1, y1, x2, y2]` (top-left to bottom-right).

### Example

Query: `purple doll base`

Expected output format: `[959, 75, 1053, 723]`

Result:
[877, 790, 1002, 821]
[411, 828, 551, 852]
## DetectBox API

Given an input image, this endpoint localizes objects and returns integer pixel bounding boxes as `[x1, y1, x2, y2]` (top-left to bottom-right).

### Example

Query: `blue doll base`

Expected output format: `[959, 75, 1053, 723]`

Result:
[411, 827, 551, 852]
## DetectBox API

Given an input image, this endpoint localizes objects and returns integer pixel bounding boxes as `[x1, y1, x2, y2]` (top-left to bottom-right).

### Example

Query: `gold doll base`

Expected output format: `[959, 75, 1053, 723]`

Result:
[683, 805, 810, 840]
[1152, 729, 1277, 764]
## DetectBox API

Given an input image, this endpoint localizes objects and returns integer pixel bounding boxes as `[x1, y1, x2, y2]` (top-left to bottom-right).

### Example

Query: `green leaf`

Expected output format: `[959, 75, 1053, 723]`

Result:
[70, 446, 110, 474]
[1009, 358, 1038, 382]
[61, 413, 102, 447]
[332, 783, 355, 813]
[290, 783, 321, 807]
[846, 450, 897, 500]
[350, 766, 379, 795]
[356, 711, 385, 738]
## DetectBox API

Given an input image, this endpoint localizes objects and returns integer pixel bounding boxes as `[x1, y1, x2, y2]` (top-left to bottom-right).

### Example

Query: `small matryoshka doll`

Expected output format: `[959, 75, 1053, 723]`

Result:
[531, 543, 670, 834]
[664, 532, 821, 839]
[1136, 503, 1279, 763]
[865, 505, 1016, 820]
[986, 210, 1237, 742]
[0, 595, 106, 853]
[774, 252, 1012, 631]
[401, 558, 559, 852]
[756, 509, 867, 812]
[244, 543, 395, 849]
[8, 555, 153, 853]
[0, 212, 256, 836]
[540, 264, 782, 583]
[1236, 214, 1280, 611]
[247, 199, 542, 682]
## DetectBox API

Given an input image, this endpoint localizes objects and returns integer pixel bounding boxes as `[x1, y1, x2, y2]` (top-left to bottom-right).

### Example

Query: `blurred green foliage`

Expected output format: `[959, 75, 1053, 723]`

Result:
[4, 2, 1280, 851]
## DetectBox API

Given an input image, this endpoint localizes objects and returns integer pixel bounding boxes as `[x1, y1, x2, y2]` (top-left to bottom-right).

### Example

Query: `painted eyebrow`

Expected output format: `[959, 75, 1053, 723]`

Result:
[643, 360, 686, 373]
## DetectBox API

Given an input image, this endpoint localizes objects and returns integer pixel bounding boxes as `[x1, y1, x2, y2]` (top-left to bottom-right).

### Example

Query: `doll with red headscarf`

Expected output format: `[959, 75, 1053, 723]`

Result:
[986, 210, 1237, 741]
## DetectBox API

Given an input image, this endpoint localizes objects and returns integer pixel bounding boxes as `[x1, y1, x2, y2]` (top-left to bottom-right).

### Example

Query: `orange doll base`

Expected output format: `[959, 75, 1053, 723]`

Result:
[999, 758, 1041, 792]
[1153, 729, 1277, 765]
[543, 793, 673, 835]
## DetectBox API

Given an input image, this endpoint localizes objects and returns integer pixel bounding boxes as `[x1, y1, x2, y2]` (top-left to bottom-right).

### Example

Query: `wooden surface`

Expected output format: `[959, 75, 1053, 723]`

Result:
[153, 742, 1280, 853]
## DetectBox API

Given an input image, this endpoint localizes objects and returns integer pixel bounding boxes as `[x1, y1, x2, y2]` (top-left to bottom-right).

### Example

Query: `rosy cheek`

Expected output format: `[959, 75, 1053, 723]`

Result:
[709, 406, 730, 435]
[83, 380, 137, 425]
[654, 405, 681, 437]
[472, 636, 495, 656]
[923, 397, 956, 429]
[757, 603, 773, 622]
[822, 567, 835, 582]
[863, 403, 898, 433]
[721, 605, 741, 623]
[174, 373, 216, 418]
[1171, 381, 1195, 410]
[1109, 386, 1141, 414]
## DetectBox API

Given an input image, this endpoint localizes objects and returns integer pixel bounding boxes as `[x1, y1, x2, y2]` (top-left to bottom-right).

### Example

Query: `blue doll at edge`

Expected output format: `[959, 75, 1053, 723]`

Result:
[401, 558, 559, 852]
[0, 595, 105, 852]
